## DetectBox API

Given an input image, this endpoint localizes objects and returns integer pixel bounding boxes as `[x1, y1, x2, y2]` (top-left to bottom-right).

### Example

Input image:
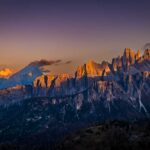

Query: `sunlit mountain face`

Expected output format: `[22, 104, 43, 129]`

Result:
[0, 0, 150, 149]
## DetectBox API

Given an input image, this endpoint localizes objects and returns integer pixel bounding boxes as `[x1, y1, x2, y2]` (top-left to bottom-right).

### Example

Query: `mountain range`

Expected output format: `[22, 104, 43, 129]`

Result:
[0, 48, 150, 149]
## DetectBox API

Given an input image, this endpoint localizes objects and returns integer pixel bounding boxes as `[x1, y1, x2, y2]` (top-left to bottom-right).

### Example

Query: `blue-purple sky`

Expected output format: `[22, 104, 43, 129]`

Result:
[0, 0, 150, 74]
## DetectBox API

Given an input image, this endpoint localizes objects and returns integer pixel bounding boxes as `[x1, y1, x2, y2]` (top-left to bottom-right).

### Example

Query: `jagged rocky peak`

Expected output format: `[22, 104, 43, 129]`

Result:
[112, 56, 122, 72]
[54, 73, 73, 87]
[33, 74, 55, 88]
[143, 49, 150, 60]
[33, 73, 73, 88]
[135, 49, 141, 60]
[76, 60, 110, 78]
[123, 48, 137, 64]
[86, 60, 102, 76]
[123, 48, 136, 57]
[112, 49, 143, 72]
[75, 63, 87, 78]
[101, 61, 111, 74]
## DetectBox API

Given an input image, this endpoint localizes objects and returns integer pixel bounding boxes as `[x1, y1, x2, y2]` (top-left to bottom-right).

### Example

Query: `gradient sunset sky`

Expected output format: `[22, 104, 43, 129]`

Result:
[0, 0, 150, 74]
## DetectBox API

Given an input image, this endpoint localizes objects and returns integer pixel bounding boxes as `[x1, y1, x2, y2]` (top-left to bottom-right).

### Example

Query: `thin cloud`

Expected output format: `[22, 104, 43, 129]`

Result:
[65, 60, 72, 64]
[55, 60, 72, 66]
[30, 59, 62, 67]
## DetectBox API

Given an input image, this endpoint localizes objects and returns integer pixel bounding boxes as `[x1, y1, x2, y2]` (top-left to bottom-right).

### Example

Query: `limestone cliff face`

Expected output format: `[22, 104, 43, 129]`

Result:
[54, 74, 73, 87]
[33, 74, 73, 88]
[75, 60, 110, 78]
[111, 48, 149, 73]
[33, 74, 55, 88]
[122, 48, 137, 69]
[134, 49, 150, 72]
[112, 48, 136, 72]
[33, 74, 74, 96]
[135, 49, 141, 61]
[112, 56, 122, 71]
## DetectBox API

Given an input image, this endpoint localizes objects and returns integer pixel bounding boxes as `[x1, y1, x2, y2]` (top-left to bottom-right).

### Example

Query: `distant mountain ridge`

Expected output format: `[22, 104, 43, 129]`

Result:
[0, 48, 149, 90]
[0, 48, 149, 101]
[0, 63, 43, 89]
[33, 48, 150, 93]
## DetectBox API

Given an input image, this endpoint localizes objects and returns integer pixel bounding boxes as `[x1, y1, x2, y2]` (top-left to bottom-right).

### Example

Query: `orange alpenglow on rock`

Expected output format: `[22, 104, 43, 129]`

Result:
[33, 74, 55, 88]
[0, 68, 13, 78]
[76, 60, 110, 78]
[135, 49, 141, 61]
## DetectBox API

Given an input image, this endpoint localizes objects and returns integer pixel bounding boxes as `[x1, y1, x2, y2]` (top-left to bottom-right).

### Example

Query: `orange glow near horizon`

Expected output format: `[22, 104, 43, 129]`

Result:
[0, 68, 14, 78]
